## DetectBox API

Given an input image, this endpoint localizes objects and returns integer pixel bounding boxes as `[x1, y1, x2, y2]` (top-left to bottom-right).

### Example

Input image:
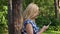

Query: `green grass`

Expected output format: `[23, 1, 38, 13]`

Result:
[4, 30, 60, 34]
[0, 30, 60, 34]
[43, 30, 60, 34]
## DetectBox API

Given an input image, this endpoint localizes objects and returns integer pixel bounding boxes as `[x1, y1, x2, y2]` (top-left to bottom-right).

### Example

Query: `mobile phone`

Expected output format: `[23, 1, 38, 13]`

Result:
[47, 21, 52, 26]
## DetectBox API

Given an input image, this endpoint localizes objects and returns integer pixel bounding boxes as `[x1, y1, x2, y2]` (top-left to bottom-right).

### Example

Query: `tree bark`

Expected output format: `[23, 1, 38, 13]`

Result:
[58, 0, 60, 17]
[12, 0, 23, 34]
[8, 0, 14, 34]
[54, 0, 59, 18]
[8, 0, 23, 34]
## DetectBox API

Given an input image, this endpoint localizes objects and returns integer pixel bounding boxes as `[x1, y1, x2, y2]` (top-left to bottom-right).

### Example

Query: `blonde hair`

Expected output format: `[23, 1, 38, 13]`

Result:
[23, 3, 39, 19]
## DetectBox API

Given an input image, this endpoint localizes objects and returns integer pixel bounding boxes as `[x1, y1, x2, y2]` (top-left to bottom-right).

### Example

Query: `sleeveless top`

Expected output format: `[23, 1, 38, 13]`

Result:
[22, 19, 40, 34]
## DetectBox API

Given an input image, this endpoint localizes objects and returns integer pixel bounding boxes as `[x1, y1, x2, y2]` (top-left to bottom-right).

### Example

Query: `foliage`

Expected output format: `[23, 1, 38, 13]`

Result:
[0, 0, 8, 33]
[0, 0, 60, 34]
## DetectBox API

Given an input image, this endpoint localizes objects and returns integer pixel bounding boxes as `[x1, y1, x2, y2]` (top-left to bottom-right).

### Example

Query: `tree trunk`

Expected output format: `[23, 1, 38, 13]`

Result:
[8, 0, 14, 34]
[54, 0, 59, 18]
[8, 0, 23, 34]
[58, 0, 60, 18]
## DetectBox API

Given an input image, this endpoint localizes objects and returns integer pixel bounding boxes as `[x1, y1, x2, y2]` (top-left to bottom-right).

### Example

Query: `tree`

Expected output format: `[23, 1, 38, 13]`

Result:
[59, 0, 60, 15]
[8, 0, 23, 34]
[8, 0, 13, 34]
[54, 0, 59, 18]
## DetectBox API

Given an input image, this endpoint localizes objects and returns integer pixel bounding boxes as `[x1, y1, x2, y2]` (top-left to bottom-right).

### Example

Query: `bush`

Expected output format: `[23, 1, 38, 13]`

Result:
[0, 6, 8, 33]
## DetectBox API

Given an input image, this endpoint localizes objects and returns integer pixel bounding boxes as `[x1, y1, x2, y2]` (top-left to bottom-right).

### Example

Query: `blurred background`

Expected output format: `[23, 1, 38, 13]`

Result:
[0, 0, 60, 34]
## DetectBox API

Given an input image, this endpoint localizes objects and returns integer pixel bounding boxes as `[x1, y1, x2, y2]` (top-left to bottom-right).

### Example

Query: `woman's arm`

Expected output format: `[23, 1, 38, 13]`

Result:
[37, 26, 48, 34]
[26, 24, 48, 34]
[26, 23, 33, 34]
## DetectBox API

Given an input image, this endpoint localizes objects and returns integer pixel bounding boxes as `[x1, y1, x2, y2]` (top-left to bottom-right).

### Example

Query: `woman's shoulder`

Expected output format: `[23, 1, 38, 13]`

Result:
[23, 19, 33, 28]
[24, 19, 32, 23]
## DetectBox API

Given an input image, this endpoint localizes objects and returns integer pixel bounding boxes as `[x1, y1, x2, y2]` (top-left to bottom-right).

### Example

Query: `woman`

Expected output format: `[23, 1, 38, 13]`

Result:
[22, 3, 49, 34]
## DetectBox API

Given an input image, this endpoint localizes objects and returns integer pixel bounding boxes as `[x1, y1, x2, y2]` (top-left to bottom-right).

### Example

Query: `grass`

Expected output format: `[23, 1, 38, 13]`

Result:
[0, 30, 60, 34]
[43, 30, 60, 34]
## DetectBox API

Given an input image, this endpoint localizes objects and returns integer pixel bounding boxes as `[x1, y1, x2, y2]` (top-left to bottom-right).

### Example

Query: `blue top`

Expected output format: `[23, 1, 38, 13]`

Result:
[22, 19, 40, 34]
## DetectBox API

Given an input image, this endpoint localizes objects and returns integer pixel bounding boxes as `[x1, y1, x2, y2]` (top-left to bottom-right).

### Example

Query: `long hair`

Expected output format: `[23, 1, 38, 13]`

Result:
[23, 3, 39, 20]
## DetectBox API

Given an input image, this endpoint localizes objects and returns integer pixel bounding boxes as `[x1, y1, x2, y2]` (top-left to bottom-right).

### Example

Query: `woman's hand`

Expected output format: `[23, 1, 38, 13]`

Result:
[42, 25, 49, 31]
[37, 25, 49, 34]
